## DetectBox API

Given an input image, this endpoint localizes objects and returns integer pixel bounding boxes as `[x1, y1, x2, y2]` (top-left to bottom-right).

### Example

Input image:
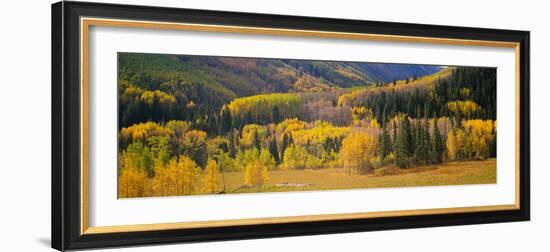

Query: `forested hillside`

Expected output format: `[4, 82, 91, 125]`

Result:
[117, 52, 496, 198]
[118, 53, 441, 129]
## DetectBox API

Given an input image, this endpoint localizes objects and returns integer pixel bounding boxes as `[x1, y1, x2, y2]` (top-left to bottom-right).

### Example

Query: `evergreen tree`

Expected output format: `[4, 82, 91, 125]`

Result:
[405, 118, 414, 157]
[419, 117, 431, 164]
[382, 105, 388, 126]
[379, 126, 390, 159]
[219, 105, 232, 135]
[376, 104, 383, 124]
[269, 137, 280, 164]
[244, 111, 253, 126]
[395, 118, 412, 168]
[392, 120, 398, 150]
[281, 133, 290, 160]
[424, 102, 431, 122]
[206, 114, 218, 135]
[431, 118, 444, 163]
[413, 120, 421, 164]
[252, 131, 261, 150]
[406, 97, 413, 116]
[272, 106, 281, 124]
[228, 128, 239, 158]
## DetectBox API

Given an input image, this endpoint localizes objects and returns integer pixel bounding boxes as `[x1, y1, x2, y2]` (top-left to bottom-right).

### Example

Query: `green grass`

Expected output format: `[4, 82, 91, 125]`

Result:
[218, 159, 496, 194]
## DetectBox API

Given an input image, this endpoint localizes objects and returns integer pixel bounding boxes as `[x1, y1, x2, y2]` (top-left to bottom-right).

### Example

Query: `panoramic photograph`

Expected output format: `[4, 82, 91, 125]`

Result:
[117, 52, 497, 198]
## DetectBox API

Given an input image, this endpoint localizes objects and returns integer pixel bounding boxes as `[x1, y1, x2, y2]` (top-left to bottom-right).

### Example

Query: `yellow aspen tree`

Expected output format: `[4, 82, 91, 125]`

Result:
[202, 160, 221, 194]
[118, 168, 147, 198]
[118, 149, 148, 198]
[152, 155, 199, 196]
[455, 129, 466, 160]
[168, 158, 185, 195]
[340, 132, 377, 175]
[152, 161, 170, 196]
[119, 121, 172, 144]
[281, 145, 297, 170]
[175, 155, 200, 195]
[244, 160, 269, 192]
[281, 144, 307, 170]
[446, 100, 481, 119]
[464, 119, 495, 159]
[276, 118, 306, 135]
[463, 130, 474, 159]
[240, 124, 267, 148]
[446, 130, 458, 161]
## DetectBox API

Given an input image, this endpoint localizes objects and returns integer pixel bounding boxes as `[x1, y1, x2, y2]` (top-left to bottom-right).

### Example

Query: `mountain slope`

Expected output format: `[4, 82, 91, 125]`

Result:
[119, 53, 443, 97]
[349, 63, 443, 83]
[117, 52, 447, 128]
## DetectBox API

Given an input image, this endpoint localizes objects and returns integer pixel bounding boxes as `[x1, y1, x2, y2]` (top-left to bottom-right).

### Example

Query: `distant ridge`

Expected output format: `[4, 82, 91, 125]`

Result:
[119, 53, 443, 97]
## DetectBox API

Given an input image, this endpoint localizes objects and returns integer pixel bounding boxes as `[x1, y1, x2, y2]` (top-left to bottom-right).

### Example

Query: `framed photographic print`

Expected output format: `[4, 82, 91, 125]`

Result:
[52, 1, 530, 250]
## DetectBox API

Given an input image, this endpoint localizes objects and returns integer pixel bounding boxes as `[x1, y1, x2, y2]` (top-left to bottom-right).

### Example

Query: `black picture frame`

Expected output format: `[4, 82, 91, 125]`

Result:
[52, 1, 530, 251]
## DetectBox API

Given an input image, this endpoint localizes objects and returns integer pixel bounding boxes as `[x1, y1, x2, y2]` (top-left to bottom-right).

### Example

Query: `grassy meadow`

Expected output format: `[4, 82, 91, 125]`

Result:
[204, 159, 496, 194]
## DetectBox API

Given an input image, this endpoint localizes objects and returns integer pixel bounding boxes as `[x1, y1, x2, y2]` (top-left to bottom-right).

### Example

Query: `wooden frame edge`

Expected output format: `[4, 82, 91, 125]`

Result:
[83, 204, 518, 234]
[51, 2, 64, 250]
[83, 17, 520, 48]
[78, 17, 523, 235]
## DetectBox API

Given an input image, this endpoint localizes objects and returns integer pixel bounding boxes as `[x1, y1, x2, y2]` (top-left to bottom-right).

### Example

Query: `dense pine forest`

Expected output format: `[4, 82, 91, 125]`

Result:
[117, 53, 496, 198]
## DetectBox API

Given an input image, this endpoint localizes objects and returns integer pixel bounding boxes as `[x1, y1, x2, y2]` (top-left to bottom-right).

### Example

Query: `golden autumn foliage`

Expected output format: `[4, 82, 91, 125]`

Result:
[152, 155, 200, 196]
[117, 55, 498, 198]
[140, 90, 177, 105]
[351, 106, 374, 123]
[119, 143, 152, 172]
[115, 50, 502, 200]
[291, 121, 350, 146]
[118, 146, 151, 197]
[340, 131, 378, 175]
[293, 76, 331, 92]
[283, 145, 324, 170]
[446, 100, 481, 119]
[240, 149, 274, 191]
[234, 148, 260, 172]
[446, 130, 458, 161]
[227, 93, 301, 123]
[240, 124, 267, 147]
[275, 118, 306, 135]
[337, 68, 453, 107]
[447, 119, 496, 161]
[259, 149, 276, 171]
[202, 160, 221, 193]
[459, 88, 471, 99]
[120, 120, 192, 146]
[120, 85, 144, 103]
[120, 121, 173, 144]
[118, 168, 147, 198]
[166, 120, 191, 138]
[463, 119, 496, 159]
[184, 129, 207, 140]
[281, 144, 308, 170]
[244, 159, 269, 192]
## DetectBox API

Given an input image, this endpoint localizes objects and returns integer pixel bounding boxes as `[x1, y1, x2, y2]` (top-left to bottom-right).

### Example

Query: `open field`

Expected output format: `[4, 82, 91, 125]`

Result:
[218, 159, 496, 194]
